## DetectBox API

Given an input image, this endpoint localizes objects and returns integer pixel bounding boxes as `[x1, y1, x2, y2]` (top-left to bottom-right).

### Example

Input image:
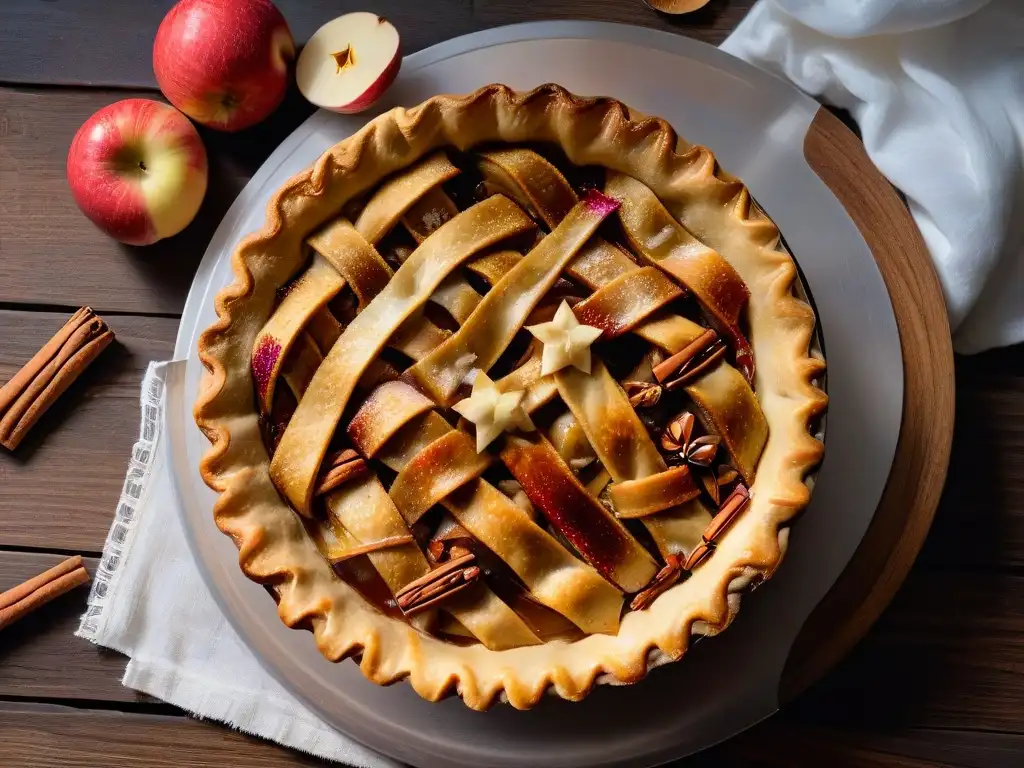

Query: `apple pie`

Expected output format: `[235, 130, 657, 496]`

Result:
[195, 84, 827, 710]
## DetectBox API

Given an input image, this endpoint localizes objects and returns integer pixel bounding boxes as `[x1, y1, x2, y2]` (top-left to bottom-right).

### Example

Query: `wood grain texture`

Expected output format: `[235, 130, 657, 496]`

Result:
[473, 0, 751, 45]
[0, 87, 256, 314]
[0, 703, 329, 767]
[0, 0, 481, 88]
[3, 700, 1020, 768]
[0, 311, 177, 551]
[3, 551, 1021, 738]
[0, 553, 144, 702]
[782, 107, 956, 699]
[918, 344, 1024, 570]
[794, 570, 1024, 736]
[701, 717, 1024, 768]
[0, 1, 751, 89]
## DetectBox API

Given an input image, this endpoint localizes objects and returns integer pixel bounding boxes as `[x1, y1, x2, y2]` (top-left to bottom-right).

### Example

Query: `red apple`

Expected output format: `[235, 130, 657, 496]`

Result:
[67, 99, 208, 246]
[296, 12, 401, 114]
[153, 0, 295, 132]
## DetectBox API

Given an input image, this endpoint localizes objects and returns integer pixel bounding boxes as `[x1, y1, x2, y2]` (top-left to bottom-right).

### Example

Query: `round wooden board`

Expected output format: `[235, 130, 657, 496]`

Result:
[779, 107, 956, 700]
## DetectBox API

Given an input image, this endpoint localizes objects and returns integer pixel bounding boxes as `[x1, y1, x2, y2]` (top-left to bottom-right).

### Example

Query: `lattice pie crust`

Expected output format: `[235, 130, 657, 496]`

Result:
[195, 84, 827, 709]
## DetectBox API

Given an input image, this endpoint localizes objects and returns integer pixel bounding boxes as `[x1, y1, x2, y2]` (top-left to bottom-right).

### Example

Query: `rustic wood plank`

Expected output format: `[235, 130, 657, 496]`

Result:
[784, 106, 956, 698]
[4, 543, 1022, 741]
[697, 718, 1024, 768]
[0, 311, 177, 551]
[0, 1, 750, 89]
[474, 0, 753, 46]
[3, 700, 1019, 768]
[792, 570, 1024, 736]
[0, 86, 258, 314]
[918, 345, 1024, 570]
[0, 702, 329, 767]
[0, 553, 142, 702]
[0, 0, 480, 88]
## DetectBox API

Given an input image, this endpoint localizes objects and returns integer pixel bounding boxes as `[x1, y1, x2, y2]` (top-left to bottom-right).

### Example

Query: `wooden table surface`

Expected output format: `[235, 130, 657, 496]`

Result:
[1, 1, 1021, 766]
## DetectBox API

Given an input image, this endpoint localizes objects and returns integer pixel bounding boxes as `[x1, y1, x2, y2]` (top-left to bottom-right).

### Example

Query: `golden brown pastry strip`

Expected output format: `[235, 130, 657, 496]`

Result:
[547, 409, 595, 469]
[280, 332, 322, 401]
[642, 499, 713, 561]
[252, 254, 344, 413]
[686, 362, 768, 483]
[305, 513, 360, 561]
[606, 172, 755, 383]
[555, 361, 666, 482]
[306, 518, 413, 563]
[389, 430, 491, 525]
[389, 311, 452, 360]
[325, 479, 436, 632]
[566, 239, 637, 290]
[354, 151, 460, 245]
[256, 221, 432, 415]
[365, 403, 624, 634]
[311, 220, 455, 357]
[478, 148, 576, 227]
[408, 191, 620, 404]
[402, 187, 483, 325]
[430, 277, 482, 325]
[586, 468, 613, 498]
[500, 433, 658, 592]
[401, 184, 461, 243]
[306, 308, 342, 355]
[270, 195, 535, 516]
[555, 361, 712, 557]
[477, 149, 637, 290]
[573, 266, 683, 339]
[324, 535, 416, 562]
[633, 312, 707, 354]
[475, 148, 714, 357]
[307, 218, 392, 307]
[347, 380, 435, 458]
[609, 466, 701, 519]
[465, 250, 523, 285]
[438, 472, 623, 633]
[375, 400, 451, 466]
[326, 477, 540, 649]
[495, 349, 559, 413]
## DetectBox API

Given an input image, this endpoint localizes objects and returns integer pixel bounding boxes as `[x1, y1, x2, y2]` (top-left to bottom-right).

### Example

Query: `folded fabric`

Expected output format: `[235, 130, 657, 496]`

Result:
[722, 0, 1024, 353]
[76, 362, 398, 768]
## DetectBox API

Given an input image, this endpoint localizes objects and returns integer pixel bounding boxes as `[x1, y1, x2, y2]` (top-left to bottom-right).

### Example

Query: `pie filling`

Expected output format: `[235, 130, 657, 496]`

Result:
[254, 144, 769, 648]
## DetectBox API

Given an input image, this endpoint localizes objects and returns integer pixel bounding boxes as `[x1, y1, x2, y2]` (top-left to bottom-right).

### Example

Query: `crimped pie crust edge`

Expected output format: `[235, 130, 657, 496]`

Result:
[194, 83, 828, 710]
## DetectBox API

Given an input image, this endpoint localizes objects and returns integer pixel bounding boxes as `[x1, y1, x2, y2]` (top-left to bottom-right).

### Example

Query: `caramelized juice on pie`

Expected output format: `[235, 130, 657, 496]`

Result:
[255, 146, 767, 647]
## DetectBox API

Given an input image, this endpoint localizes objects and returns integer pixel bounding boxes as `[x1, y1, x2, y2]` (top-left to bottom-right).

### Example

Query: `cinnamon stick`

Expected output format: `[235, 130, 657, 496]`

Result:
[0, 307, 114, 450]
[0, 555, 91, 631]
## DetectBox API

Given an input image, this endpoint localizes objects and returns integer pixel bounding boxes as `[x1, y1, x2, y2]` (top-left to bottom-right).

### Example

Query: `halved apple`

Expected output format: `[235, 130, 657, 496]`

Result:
[296, 12, 401, 114]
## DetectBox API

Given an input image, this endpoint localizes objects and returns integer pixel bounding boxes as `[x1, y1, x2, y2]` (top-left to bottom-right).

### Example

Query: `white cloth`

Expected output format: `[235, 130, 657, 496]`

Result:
[76, 362, 397, 768]
[722, 0, 1024, 353]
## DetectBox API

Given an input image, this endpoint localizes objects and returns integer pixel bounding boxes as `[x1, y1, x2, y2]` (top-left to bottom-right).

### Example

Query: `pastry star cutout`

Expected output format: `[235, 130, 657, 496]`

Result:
[527, 301, 604, 377]
[452, 371, 536, 453]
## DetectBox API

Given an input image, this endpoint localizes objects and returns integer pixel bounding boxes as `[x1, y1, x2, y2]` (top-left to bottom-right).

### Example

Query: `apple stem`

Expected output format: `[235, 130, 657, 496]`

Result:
[331, 46, 355, 73]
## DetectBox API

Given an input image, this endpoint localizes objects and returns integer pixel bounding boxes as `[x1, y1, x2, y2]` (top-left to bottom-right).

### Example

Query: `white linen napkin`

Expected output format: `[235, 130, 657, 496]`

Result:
[722, 0, 1024, 353]
[76, 362, 398, 768]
